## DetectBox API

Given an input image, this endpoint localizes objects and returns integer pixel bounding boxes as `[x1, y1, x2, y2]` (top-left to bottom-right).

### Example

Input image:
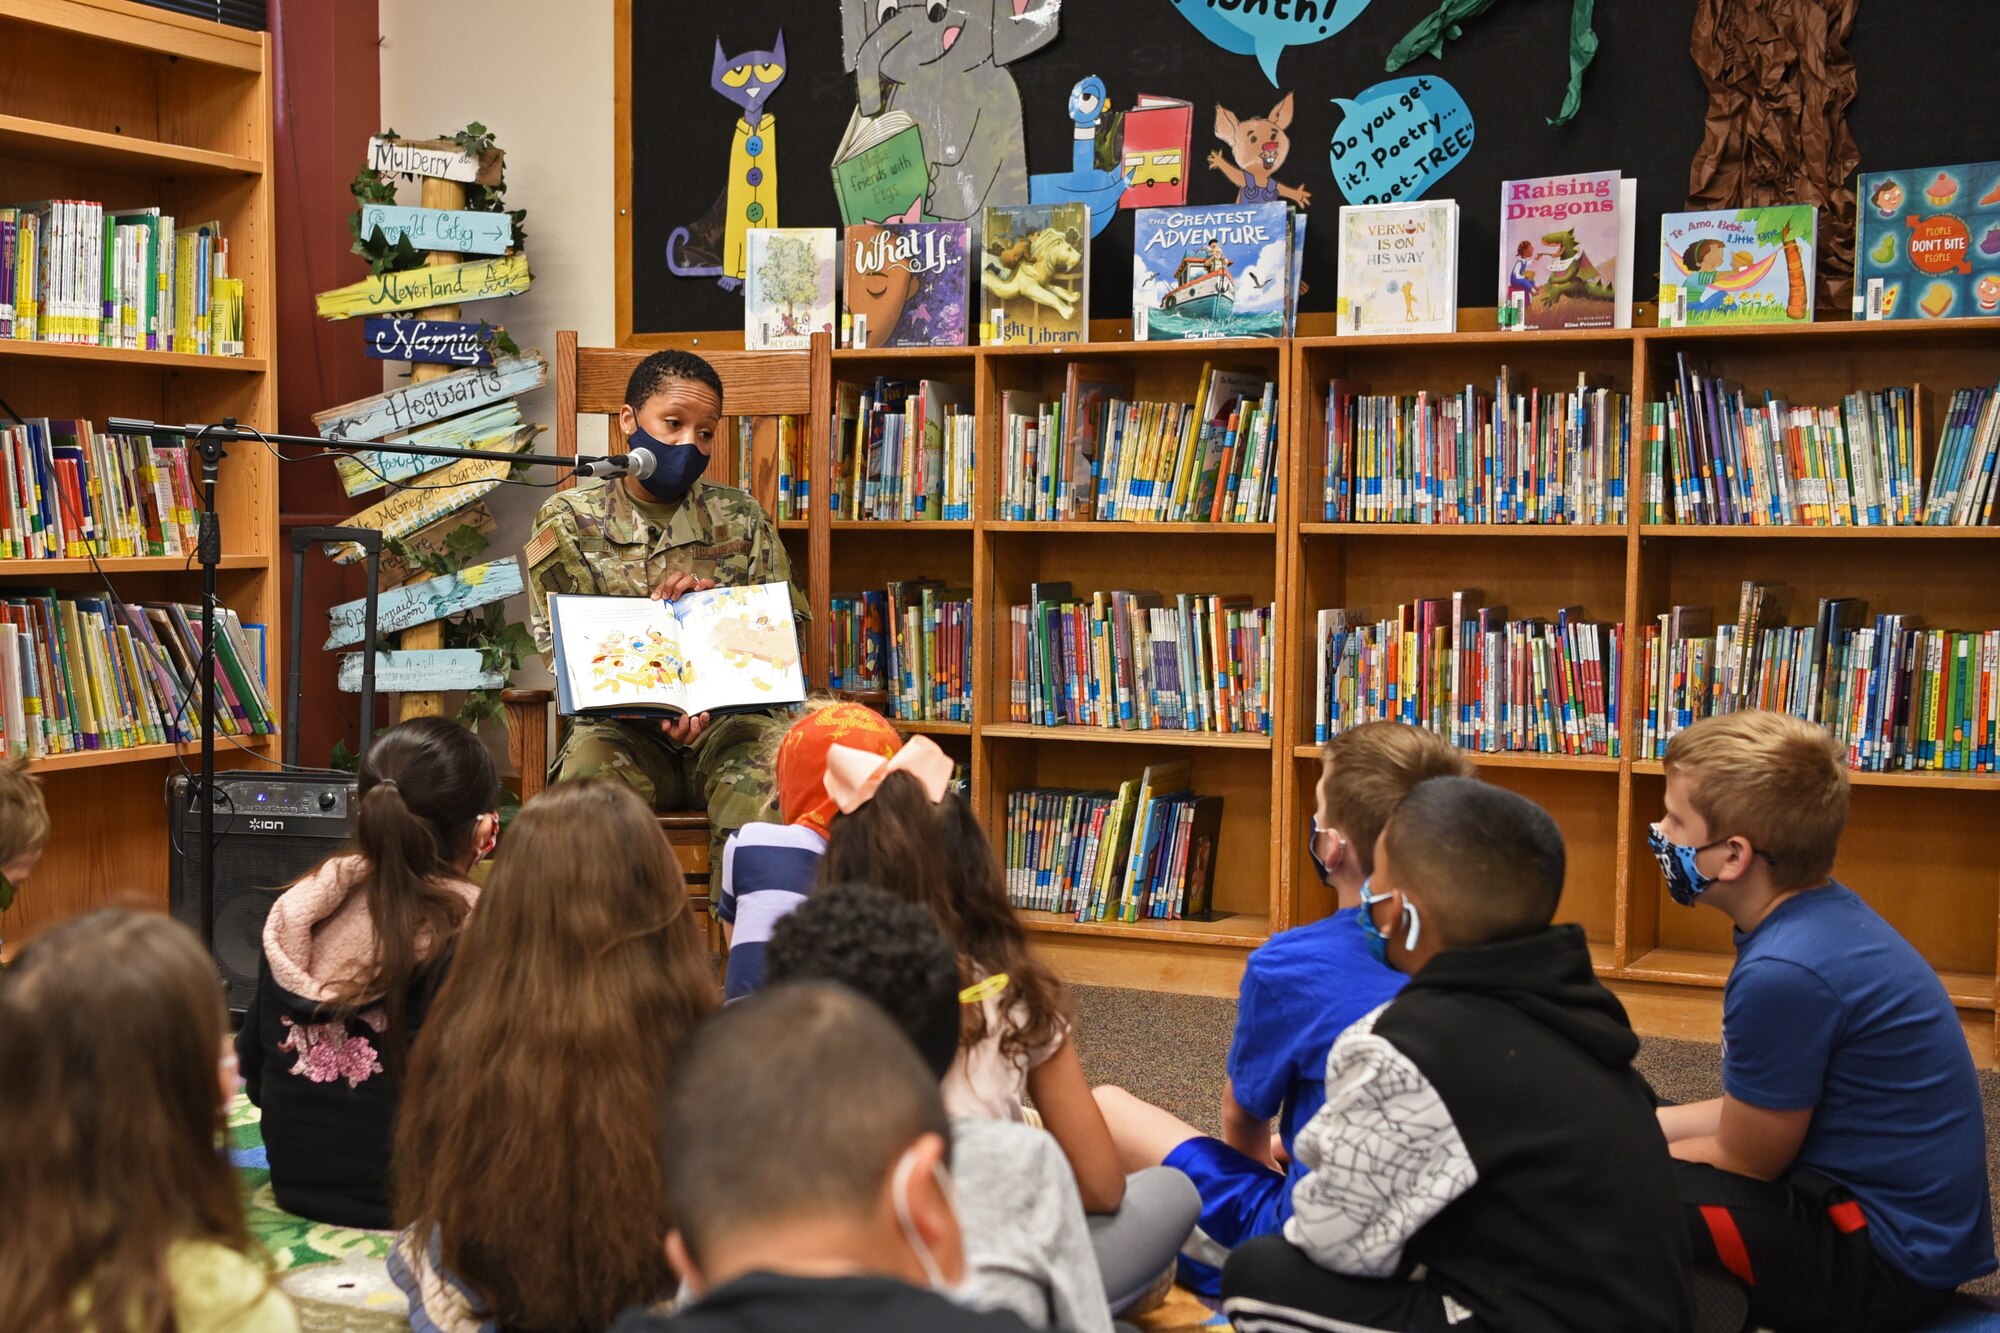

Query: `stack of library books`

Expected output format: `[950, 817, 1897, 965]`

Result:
[1322, 371, 1630, 525]
[1, 202, 243, 354]
[1314, 599, 1623, 758]
[0, 595, 272, 760]
[1644, 356, 1998, 526]
[0, 419, 200, 559]
[999, 366, 1280, 524]
[830, 379, 973, 522]
[1640, 583, 1998, 772]
[1009, 583, 1273, 735]
[827, 582, 972, 723]
[1004, 760, 1222, 922]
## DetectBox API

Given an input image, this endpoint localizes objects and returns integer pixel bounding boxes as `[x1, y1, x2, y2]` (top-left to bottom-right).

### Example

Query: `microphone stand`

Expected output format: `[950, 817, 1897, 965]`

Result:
[107, 414, 629, 951]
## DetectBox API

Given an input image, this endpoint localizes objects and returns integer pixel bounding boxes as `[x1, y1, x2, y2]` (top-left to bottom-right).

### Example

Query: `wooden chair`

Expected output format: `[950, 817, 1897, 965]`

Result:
[503, 331, 828, 932]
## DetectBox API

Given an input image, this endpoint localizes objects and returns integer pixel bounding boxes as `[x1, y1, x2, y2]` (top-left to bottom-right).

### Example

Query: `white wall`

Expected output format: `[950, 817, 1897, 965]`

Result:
[378, 0, 617, 696]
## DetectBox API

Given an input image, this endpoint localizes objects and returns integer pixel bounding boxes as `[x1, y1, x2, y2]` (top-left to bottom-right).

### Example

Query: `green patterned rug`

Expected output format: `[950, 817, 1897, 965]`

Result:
[229, 1095, 407, 1332]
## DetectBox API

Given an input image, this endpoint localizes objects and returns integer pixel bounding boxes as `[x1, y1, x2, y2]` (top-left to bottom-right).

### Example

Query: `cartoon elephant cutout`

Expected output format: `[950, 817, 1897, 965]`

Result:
[839, 0, 1062, 223]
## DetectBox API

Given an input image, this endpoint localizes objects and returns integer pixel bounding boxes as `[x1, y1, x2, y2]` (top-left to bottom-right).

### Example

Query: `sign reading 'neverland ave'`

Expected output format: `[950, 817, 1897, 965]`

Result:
[314, 253, 530, 320]
[364, 317, 498, 367]
[366, 135, 505, 186]
[325, 558, 524, 649]
[312, 352, 546, 441]
[359, 204, 514, 256]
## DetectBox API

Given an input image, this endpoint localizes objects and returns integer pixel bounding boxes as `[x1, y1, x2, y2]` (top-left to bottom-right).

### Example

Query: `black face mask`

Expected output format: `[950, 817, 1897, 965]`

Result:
[628, 424, 710, 502]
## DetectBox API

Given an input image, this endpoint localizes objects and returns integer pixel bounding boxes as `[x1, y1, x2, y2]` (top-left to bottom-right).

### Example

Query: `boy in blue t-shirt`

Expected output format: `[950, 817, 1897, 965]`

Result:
[1652, 710, 1995, 1331]
[1093, 723, 1472, 1298]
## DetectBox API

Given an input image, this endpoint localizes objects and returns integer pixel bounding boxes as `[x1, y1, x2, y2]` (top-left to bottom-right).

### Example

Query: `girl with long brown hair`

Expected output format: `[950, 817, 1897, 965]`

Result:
[391, 778, 717, 1333]
[237, 716, 500, 1229]
[0, 909, 298, 1333]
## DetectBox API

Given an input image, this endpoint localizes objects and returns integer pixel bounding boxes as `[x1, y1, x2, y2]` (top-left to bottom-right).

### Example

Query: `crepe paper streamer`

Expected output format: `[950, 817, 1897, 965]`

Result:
[1384, 0, 1600, 128]
[1169, 0, 1376, 86]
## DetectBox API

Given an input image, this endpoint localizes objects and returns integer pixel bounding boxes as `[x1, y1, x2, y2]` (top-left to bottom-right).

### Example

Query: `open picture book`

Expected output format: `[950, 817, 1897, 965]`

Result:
[548, 582, 805, 720]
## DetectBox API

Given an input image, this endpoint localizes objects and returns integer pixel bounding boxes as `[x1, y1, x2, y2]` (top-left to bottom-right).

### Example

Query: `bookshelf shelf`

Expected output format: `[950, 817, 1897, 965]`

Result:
[777, 519, 809, 532]
[0, 340, 268, 373]
[0, 554, 263, 575]
[1639, 524, 2000, 540]
[1302, 522, 1625, 539]
[981, 723, 1271, 751]
[26, 733, 276, 776]
[984, 521, 1277, 536]
[832, 520, 973, 532]
[0, 113, 264, 178]
[1630, 759, 2000, 791]
[0, 0, 277, 950]
[1017, 909, 1271, 950]
[1625, 946, 1993, 1010]
[895, 719, 973, 737]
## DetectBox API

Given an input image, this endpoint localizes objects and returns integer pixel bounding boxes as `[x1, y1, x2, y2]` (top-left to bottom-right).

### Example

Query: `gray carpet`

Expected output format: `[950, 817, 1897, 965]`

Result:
[1070, 985, 2000, 1298]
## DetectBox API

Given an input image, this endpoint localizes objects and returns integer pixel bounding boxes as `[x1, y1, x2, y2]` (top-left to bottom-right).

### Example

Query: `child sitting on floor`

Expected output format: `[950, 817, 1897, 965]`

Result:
[0, 910, 298, 1333]
[238, 716, 499, 1229]
[816, 744, 1199, 1315]
[392, 779, 718, 1332]
[716, 699, 901, 1000]
[1094, 721, 1473, 1298]
[0, 755, 49, 955]
[765, 882, 1115, 1333]
[1223, 777, 1692, 1333]
[615, 982, 1044, 1333]
[1654, 711, 1995, 1332]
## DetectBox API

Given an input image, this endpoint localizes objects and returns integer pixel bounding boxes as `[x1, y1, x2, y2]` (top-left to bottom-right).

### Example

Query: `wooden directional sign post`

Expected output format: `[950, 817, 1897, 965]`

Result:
[325, 559, 524, 649]
[363, 317, 497, 368]
[358, 204, 513, 255]
[338, 649, 506, 693]
[312, 352, 545, 441]
[367, 136, 504, 186]
[314, 253, 529, 320]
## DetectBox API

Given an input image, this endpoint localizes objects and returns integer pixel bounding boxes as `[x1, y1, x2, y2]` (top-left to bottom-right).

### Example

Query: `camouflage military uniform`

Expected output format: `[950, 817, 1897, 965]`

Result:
[526, 476, 808, 885]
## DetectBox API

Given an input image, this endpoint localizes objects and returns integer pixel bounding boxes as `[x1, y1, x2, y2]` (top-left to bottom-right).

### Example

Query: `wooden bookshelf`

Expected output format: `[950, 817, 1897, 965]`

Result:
[774, 320, 2000, 1053]
[0, 0, 278, 947]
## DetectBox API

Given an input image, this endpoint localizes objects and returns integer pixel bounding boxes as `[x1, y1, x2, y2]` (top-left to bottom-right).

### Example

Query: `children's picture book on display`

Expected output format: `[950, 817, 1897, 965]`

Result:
[1498, 171, 1635, 330]
[842, 221, 970, 348]
[1657, 206, 1817, 328]
[1335, 201, 1459, 336]
[1119, 95, 1194, 210]
[979, 202, 1089, 345]
[1854, 162, 2000, 320]
[1131, 202, 1293, 341]
[548, 583, 804, 721]
[744, 229, 835, 350]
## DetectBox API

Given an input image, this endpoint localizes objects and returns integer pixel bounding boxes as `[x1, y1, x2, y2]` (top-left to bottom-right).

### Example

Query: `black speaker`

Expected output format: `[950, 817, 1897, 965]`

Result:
[169, 773, 356, 1011]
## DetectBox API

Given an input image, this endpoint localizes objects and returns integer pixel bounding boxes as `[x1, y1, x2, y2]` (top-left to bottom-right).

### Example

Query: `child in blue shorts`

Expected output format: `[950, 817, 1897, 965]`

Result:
[1093, 722, 1473, 1298]
[1654, 711, 1995, 1332]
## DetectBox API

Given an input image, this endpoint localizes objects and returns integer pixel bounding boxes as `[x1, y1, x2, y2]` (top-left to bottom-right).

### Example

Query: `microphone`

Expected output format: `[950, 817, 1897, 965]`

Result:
[573, 448, 657, 480]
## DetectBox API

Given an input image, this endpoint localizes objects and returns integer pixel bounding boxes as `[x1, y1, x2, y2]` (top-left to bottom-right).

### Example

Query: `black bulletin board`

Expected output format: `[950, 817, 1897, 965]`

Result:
[623, 0, 2000, 338]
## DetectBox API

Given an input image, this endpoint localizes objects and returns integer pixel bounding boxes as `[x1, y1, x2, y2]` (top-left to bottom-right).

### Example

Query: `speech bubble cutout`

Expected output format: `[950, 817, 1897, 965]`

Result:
[1329, 76, 1475, 206]
[1170, 0, 1375, 86]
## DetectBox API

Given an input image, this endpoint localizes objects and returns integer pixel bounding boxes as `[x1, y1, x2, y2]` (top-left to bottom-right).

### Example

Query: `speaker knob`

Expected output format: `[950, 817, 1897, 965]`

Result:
[319, 791, 337, 811]
[211, 787, 228, 804]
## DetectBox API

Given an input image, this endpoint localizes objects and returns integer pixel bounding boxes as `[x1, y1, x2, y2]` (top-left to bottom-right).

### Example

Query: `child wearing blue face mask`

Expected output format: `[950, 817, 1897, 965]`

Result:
[1654, 711, 1994, 1333]
[524, 349, 808, 880]
[1094, 722, 1470, 1300]
[1223, 777, 1694, 1333]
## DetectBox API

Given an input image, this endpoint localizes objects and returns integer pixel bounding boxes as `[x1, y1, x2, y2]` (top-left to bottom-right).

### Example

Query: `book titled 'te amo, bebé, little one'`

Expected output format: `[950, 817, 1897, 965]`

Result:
[1657, 206, 1817, 328]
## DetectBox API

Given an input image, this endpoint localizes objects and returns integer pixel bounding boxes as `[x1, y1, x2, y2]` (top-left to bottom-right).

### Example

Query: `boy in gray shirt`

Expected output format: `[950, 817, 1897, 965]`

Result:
[765, 884, 1115, 1333]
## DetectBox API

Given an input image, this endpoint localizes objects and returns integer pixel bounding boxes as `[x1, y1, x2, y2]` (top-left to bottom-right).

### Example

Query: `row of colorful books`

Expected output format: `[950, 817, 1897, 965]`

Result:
[829, 379, 973, 522]
[1314, 601, 1623, 758]
[1010, 584, 1274, 735]
[1641, 587, 1998, 772]
[0, 419, 201, 561]
[1000, 366, 1280, 525]
[0, 595, 272, 760]
[826, 582, 973, 724]
[1002, 760, 1221, 921]
[1321, 372, 1630, 525]
[0, 202, 243, 354]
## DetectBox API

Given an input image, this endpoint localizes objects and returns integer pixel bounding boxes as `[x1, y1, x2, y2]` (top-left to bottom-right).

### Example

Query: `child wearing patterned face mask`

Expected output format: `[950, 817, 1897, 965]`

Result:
[1655, 711, 1993, 1333]
[610, 982, 1045, 1333]
[1223, 777, 1694, 1333]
